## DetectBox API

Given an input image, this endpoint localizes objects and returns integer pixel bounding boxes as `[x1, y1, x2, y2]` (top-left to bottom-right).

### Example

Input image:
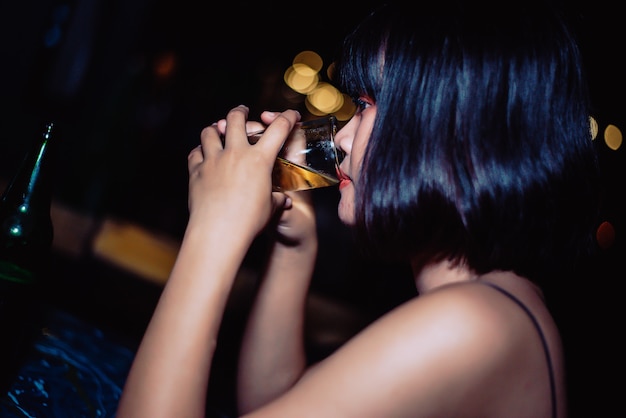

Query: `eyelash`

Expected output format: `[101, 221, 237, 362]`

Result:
[353, 97, 371, 112]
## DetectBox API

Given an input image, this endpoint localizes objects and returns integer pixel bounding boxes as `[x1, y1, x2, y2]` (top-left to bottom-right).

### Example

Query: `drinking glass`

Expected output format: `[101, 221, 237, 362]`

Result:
[249, 115, 343, 192]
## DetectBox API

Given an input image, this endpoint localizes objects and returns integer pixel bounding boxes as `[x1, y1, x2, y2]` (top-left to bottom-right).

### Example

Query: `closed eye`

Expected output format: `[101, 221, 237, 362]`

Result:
[352, 96, 373, 113]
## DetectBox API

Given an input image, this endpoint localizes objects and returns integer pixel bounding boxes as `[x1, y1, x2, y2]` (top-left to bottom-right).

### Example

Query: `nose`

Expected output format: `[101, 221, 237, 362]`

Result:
[333, 139, 346, 165]
[333, 121, 352, 165]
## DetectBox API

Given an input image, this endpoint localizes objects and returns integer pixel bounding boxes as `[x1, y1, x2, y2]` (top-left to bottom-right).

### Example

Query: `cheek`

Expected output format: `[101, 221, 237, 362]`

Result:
[351, 140, 367, 172]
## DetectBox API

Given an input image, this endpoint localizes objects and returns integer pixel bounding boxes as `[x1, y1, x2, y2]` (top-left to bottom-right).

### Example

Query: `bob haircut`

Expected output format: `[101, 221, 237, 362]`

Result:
[334, 1, 601, 284]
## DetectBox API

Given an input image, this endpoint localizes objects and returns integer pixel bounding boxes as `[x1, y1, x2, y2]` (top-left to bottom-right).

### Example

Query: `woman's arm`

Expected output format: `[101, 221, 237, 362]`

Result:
[116, 106, 300, 418]
[237, 189, 318, 413]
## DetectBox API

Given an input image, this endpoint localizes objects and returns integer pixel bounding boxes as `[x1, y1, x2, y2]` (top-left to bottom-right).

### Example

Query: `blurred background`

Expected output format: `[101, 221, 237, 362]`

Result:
[0, 0, 623, 416]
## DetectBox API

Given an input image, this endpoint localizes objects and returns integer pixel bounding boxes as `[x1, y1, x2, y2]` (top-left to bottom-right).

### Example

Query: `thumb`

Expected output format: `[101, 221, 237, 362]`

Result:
[271, 192, 292, 212]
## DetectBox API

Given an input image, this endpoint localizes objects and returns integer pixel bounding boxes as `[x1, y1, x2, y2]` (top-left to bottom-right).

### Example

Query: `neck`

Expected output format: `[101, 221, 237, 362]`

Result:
[411, 258, 476, 294]
[412, 260, 546, 302]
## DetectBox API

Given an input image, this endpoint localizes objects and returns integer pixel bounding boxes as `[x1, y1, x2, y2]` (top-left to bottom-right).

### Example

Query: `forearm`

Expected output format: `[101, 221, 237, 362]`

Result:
[237, 237, 317, 413]
[117, 218, 255, 418]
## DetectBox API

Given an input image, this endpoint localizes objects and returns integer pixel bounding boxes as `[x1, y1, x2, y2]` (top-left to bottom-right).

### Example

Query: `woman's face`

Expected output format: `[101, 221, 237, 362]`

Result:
[333, 97, 377, 225]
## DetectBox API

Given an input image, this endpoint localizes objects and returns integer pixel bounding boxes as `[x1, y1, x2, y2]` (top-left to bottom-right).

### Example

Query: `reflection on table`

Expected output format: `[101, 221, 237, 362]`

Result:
[0, 309, 134, 418]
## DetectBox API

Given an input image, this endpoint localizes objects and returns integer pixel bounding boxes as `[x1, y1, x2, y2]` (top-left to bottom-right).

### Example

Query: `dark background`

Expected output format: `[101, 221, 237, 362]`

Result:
[0, 2, 623, 237]
[0, 1, 624, 416]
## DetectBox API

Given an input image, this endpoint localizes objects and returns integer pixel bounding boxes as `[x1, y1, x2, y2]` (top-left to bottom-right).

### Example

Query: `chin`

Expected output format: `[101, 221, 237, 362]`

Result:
[338, 214, 355, 226]
[337, 186, 356, 224]
[337, 202, 356, 225]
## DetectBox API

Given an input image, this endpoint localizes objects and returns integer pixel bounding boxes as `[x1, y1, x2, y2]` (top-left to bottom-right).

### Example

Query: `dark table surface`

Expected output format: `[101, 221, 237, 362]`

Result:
[0, 309, 135, 418]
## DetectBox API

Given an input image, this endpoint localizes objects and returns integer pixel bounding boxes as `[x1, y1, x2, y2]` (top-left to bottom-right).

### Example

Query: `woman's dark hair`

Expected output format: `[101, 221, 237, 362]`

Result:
[335, 1, 601, 284]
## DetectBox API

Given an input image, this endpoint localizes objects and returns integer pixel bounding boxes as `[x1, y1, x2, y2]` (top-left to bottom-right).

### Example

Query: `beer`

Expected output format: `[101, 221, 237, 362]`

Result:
[272, 157, 339, 192]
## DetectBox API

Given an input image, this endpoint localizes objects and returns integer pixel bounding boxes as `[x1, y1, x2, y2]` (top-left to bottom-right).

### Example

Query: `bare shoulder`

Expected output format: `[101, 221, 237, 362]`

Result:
[361, 279, 550, 368]
[256, 276, 562, 417]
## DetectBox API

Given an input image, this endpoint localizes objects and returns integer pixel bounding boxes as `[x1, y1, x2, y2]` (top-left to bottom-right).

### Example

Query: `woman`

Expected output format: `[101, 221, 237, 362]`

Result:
[117, 1, 600, 417]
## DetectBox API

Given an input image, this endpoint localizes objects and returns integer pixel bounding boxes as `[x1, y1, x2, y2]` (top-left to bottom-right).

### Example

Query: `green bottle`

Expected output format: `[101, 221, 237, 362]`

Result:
[0, 122, 56, 392]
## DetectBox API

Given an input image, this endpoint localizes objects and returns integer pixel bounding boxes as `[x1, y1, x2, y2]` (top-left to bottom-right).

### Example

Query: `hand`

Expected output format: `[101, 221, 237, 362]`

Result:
[258, 112, 317, 248]
[187, 105, 301, 239]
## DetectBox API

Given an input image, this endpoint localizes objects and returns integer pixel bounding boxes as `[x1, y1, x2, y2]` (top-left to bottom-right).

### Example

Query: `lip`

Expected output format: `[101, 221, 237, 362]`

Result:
[338, 179, 352, 190]
[336, 166, 352, 190]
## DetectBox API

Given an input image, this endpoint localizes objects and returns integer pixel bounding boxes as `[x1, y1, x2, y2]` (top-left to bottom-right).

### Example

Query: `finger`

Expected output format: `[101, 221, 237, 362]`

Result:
[246, 121, 265, 135]
[259, 109, 301, 127]
[286, 189, 313, 205]
[216, 119, 227, 136]
[218, 118, 265, 138]
[271, 191, 291, 211]
[199, 124, 224, 154]
[260, 111, 280, 125]
[255, 110, 301, 153]
[187, 144, 203, 166]
[223, 105, 250, 148]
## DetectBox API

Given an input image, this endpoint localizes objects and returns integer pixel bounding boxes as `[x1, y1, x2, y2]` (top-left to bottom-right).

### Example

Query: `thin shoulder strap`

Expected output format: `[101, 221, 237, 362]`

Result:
[481, 282, 557, 418]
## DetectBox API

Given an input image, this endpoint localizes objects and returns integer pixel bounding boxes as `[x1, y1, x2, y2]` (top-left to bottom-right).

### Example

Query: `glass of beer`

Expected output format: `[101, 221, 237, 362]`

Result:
[248, 116, 344, 192]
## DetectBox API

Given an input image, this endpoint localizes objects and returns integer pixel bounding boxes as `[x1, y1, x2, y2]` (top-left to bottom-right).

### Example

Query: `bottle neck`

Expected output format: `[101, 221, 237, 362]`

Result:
[1, 122, 55, 206]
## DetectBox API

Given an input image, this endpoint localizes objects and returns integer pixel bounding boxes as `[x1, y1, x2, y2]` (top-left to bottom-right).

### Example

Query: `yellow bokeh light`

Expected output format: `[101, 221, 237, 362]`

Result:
[284, 66, 319, 94]
[327, 61, 336, 81]
[604, 124, 622, 151]
[589, 116, 598, 140]
[283, 50, 352, 117]
[307, 82, 343, 114]
[292, 62, 317, 77]
[334, 93, 357, 121]
[293, 50, 323, 73]
[304, 100, 327, 116]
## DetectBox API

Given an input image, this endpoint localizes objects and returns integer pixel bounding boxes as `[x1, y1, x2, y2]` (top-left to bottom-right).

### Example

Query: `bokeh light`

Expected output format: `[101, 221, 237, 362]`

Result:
[590, 116, 598, 140]
[604, 124, 623, 150]
[283, 53, 623, 259]
[293, 50, 323, 74]
[596, 220, 616, 250]
[284, 66, 319, 94]
[153, 51, 177, 80]
[283, 50, 354, 119]
[593, 118, 622, 252]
